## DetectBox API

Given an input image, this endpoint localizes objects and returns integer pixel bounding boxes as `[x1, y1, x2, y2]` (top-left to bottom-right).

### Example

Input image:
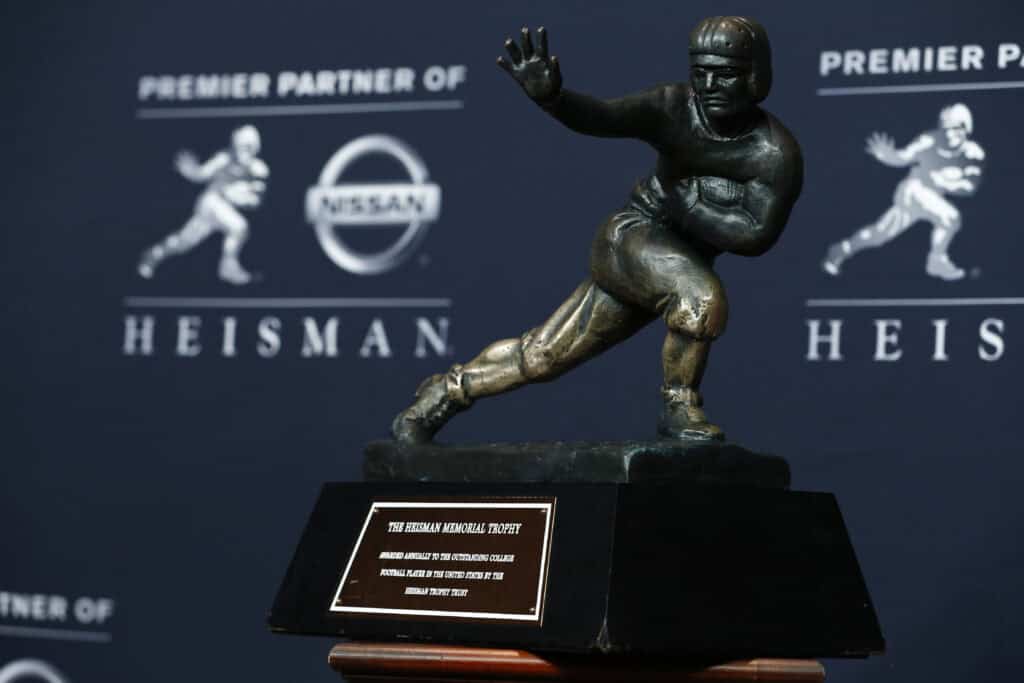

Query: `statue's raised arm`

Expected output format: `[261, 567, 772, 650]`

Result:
[498, 27, 670, 144]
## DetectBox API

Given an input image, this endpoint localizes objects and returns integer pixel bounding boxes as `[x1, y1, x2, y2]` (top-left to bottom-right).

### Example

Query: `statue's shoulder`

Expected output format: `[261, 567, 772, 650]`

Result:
[756, 110, 803, 197]
[760, 110, 803, 173]
[963, 140, 985, 161]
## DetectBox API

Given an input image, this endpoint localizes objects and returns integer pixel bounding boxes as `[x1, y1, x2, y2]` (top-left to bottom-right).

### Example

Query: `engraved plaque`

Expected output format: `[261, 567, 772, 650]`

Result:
[329, 498, 556, 623]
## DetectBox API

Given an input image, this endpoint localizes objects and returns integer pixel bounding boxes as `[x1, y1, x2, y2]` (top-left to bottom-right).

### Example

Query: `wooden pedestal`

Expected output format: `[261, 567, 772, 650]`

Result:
[328, 643, 825, 683]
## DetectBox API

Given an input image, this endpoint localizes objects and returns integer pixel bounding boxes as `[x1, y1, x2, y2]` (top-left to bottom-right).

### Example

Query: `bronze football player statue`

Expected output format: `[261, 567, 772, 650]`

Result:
[392, 16, 803, 443]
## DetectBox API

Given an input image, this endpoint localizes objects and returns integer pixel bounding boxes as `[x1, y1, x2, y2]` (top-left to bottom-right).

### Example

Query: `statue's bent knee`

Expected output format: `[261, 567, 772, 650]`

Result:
[661, 283, 728, 340]
[519, 329, 562, 381]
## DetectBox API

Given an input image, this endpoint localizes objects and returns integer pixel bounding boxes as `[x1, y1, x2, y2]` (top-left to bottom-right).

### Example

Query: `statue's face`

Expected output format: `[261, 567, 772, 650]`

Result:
[232, 129, 261, 162]
[943, 124, 968, 149]
[690, 54, 755, 120]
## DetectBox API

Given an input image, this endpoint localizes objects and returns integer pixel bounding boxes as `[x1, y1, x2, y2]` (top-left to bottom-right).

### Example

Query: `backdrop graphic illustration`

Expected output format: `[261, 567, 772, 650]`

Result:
[2, 1, 1023, 681]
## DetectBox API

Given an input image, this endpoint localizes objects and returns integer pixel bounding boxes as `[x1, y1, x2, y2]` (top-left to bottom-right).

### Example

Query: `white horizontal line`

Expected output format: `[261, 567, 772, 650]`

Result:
[136, 100, 464, 119]
[373, 502, 552, 509]
[0, 625, 112, 643]
[331, 605, 539, 621]
[806, 297, 1024, 307]
[124, 297, 451, 309]
[817, 81, 1024, 96]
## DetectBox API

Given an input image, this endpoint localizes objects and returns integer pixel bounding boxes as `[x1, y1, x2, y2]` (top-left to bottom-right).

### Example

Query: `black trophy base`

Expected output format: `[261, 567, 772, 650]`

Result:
[364, 439, 790, 488]
[269, 479, 884, 659]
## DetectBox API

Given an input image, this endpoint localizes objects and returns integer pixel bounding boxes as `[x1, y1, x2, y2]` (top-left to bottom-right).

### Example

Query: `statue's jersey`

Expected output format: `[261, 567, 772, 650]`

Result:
[206, 152, 269, 208]
[904, 129, 985, 198]
[543, 82, 801, 259]
[625, 85, 799, 257]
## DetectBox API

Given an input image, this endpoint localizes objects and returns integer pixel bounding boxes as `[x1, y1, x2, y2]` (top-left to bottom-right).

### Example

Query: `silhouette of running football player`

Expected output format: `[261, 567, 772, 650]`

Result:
[138, 125, 268, 285]
[823, 104, 984, 281]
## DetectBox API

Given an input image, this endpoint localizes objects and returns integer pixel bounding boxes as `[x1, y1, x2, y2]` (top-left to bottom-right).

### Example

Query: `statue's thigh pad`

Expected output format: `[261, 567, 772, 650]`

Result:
[592, 216, 725, 319]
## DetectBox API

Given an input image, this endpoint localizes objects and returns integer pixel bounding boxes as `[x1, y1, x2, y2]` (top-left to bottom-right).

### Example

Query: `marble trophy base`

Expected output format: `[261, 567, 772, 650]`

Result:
[364, 439, 790, 488]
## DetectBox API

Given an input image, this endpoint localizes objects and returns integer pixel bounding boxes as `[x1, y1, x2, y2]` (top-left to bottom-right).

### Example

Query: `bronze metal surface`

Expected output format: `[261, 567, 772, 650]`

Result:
[392, 17, 803, 445]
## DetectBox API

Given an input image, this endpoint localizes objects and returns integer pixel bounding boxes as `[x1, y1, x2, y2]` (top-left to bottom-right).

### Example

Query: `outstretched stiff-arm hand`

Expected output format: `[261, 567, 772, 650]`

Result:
[497, 27, 670, 145]
[496, 26, 562, 104]
[865, 131, 929, 168]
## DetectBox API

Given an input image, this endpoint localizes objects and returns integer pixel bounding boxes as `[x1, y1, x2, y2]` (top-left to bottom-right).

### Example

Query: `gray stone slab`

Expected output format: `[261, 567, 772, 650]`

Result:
[364, 439, 790, 488]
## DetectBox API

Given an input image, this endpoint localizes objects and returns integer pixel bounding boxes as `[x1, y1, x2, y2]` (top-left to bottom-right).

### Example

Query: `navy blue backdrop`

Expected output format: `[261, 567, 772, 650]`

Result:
[3, 1, 1023, 681]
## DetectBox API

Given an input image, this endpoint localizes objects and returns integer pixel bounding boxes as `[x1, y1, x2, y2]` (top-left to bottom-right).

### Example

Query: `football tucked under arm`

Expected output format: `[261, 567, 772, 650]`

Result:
[677, 174, 800, 257]
[931, 167, 975, 195]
